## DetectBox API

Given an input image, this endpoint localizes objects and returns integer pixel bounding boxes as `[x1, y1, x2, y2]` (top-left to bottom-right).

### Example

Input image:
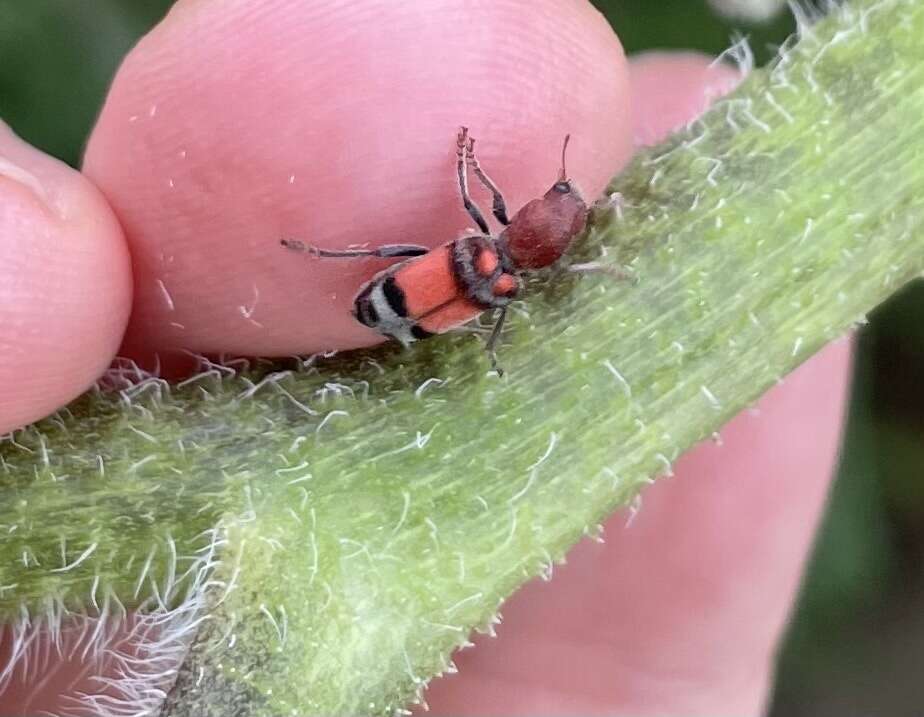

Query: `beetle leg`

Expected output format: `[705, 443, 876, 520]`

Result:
[465, 135, 510, 225]
[457, 127, 491, 234]
[484, 306, 508, 376]
[281, 240, 429, 258]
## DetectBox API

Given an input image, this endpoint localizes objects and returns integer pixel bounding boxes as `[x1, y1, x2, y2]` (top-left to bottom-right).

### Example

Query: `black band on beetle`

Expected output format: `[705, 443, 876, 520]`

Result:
[382, 276, 409, 318]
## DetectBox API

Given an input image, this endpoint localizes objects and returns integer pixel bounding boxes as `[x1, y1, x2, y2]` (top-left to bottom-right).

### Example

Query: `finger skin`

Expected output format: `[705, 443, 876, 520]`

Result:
[628, 51, 743, 147]
[84, 0, 632, 365]
[0, 123, 131, 434]
[423, 53, 851, 715]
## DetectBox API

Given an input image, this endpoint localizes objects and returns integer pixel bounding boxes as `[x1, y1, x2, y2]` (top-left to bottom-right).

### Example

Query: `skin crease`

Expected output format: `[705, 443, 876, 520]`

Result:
[0, 4, 850, 715]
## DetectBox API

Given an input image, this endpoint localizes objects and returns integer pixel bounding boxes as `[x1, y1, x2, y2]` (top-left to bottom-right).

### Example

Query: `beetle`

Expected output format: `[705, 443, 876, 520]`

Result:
[283, 127, 593, 375]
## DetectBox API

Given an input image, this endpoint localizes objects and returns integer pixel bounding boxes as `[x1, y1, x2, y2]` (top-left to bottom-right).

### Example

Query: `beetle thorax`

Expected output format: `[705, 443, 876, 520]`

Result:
[500, 181, 588, 271]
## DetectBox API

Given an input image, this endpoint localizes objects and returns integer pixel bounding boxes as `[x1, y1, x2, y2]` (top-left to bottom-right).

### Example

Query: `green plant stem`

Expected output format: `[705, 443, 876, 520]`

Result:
[1, 0, 923, 714]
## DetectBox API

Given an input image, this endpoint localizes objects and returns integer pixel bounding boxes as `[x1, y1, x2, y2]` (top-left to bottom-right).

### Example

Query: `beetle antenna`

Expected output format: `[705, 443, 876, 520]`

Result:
[559, 134, 571, 181]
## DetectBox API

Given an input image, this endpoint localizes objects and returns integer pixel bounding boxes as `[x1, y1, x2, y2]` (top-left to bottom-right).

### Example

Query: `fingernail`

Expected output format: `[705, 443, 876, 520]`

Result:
[0, 121, 60, 217]
[0, 156, 50, 204]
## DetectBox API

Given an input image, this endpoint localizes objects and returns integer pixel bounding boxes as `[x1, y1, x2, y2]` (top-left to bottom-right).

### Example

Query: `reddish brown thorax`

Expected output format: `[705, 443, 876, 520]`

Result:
[500, 179, 588, 270]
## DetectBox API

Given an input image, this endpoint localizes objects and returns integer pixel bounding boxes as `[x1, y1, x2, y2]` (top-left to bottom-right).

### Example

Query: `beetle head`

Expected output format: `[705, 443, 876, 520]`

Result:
[501, 135, 588, 270]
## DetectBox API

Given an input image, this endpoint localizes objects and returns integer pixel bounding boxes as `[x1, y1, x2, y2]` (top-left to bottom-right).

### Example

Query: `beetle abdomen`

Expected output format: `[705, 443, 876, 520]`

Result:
[351, 236, 519, 345]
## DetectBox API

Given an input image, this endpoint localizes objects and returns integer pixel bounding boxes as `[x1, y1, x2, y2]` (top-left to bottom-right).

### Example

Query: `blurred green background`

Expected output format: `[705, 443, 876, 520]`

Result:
[1, 1, 921, 713]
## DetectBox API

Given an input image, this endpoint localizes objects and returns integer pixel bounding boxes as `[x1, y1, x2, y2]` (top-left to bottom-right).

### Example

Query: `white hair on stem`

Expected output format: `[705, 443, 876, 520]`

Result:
[0, 525, 228, 717]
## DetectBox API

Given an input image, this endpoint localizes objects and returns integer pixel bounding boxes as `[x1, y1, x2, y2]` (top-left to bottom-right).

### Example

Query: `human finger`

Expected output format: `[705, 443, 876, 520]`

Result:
[84, 0, 633, 365]
[0, 121, 131, 433]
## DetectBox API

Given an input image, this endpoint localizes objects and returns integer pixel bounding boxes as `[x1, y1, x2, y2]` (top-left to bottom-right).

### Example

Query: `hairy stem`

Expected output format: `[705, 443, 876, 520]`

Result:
[2, 0, 923, 714]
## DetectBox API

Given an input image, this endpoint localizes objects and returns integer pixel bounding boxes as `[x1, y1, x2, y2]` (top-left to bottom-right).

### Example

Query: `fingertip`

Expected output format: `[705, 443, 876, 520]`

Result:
[85, 0, 632, 361]
[0, 124, 131, 433]
[629, 51, 743, 146]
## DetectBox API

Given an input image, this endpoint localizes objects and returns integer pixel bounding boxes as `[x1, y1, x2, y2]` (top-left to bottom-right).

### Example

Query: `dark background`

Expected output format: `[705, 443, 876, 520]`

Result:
[1, 1, 921, 713]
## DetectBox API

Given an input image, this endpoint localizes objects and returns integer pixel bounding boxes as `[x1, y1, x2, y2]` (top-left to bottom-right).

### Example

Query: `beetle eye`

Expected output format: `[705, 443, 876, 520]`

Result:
[553, 181, 571, 193]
